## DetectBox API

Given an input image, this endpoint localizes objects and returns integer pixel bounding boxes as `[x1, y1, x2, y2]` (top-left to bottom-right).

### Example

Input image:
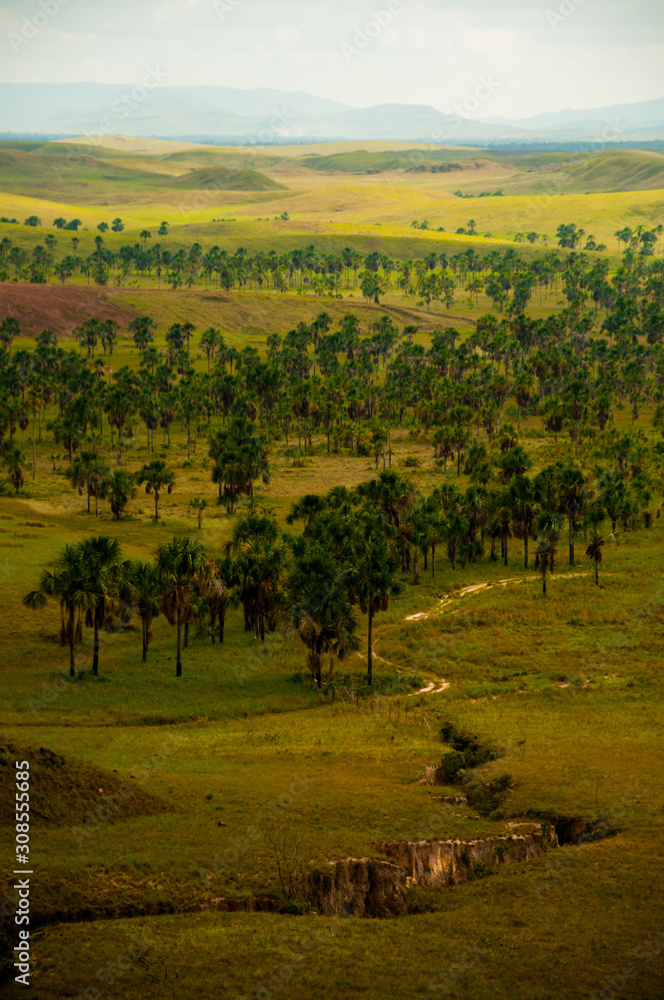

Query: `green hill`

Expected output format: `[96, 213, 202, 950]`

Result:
[301, 148, 482, 173]
[566, 149, 664, 192]
[173, 167, 287, 191]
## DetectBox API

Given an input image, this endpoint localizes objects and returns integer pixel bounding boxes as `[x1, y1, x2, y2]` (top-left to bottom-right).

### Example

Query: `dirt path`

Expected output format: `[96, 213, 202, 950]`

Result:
[381, 570, 589, 697]
[406, 572, 588, 623]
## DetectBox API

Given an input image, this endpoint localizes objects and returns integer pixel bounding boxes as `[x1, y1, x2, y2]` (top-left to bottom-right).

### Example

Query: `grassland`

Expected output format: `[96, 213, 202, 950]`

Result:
[1, 137, 664, 1000]
[1, 138, 664, 252]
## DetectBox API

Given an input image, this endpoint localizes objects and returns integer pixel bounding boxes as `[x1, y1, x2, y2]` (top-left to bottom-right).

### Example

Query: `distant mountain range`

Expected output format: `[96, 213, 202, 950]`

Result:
[1, 84, 663, 145]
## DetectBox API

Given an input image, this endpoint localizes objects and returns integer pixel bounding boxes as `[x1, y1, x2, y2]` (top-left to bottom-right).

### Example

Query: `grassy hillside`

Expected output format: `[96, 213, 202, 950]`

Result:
[172, 167, 287, 191]
[1, 139, 664, 1000]
[0, 138, 663, 247]
[0, 381, 663, 998]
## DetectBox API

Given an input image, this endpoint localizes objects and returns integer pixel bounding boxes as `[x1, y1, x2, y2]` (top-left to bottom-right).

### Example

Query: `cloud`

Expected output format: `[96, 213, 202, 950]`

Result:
[0, 0, 662, 118]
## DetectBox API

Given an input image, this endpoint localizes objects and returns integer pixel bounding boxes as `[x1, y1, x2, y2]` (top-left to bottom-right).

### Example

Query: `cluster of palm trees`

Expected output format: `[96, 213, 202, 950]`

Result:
[3, 228, 660, 309]
[2, 239, 664, 499]
[22, 534, 219, 678]
[14, 450, 638, 689]
[64, 453, 175, 521]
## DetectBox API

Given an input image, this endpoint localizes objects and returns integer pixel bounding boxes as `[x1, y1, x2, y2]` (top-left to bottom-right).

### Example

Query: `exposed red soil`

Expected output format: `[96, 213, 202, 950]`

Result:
[0, 282, 138, 338]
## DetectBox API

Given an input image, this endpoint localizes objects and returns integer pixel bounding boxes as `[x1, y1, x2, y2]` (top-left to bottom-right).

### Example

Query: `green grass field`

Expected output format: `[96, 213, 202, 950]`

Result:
[1, 137, 663, 1000]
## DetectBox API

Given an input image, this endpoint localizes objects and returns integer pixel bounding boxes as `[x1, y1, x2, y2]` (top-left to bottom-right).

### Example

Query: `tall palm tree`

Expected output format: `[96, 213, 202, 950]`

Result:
[23, 544, 93, 677]
[509, 475, 538, 568]
[128, 560, 161, 661]
[68, 451, 110, 515]
[156, 536, 207, 676]
[241, 437, 270, 515]
[2, 442, 25, 493]
[78, 536, 127, 676]
[198, 558, 230, 644]
[227, 518, 285, 641]
[136, 460, 175, 522]
[349, 527, 402, 686]
[585, 530, 606, 586]
[286, 550, 360, 689]
[534, 513, 563, 596]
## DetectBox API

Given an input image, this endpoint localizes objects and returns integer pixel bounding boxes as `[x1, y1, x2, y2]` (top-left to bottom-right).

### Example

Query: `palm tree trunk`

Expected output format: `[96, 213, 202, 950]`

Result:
[154, 491, 159, 521]
[388, 412, 392, 468]
[432, 544, 436, 579]
[176, 613, 182, 677]
[542, 565, 547, 596]
[68, 606, 75, 678]
[184, 621, 189, 648]
[92, 618, 99, 676]
[595, 560, 599, 585]
[367, 607, 374, 686]
[142, 614, 148, 661]
[524, 538, 528, 569]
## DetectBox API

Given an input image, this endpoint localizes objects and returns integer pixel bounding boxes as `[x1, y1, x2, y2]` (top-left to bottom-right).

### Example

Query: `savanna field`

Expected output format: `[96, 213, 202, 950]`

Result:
[0, 136, 663, 1000]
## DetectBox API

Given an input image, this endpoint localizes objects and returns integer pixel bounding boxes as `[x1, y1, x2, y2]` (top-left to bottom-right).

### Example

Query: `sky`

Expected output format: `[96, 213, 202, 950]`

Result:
[1, 0, 663, 119]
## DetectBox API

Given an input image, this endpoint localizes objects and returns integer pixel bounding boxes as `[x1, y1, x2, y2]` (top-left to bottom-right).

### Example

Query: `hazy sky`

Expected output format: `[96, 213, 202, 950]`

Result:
[1, 0, 663, 118]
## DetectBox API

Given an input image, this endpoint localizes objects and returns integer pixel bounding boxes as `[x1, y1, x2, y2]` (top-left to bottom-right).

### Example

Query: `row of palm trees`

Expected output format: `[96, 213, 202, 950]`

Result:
[23, 535, 220, 678]
[67, 455, 176, 521]
[2, 238, 664, 500]
[20, 464, 620, 686]
[2, 231, 658, 314]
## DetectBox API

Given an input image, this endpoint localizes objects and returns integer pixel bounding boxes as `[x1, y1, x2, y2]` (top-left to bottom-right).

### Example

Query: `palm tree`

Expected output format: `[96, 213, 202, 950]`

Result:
[156, 536, 207, 676]
[128, 560, 161, 661]
[136, 460, 175, 521]
[78, 536, 127, 676]
[2, 442, 25, 493]
[23, 544, 93, 677]
[285, 550, 360, 689]
[500, 445, 532, 484]
[225, 515, 284, 638]
[534, 513, 563, 596]
[585, 530, 606, 586]
[509, 476, 538, 568]
[129, 316, 156, 362]
[68, 451, 110, 515]
[198, 558, 230, 645]
[356, 471, 417, 529]
[189, 498, 208, 529]
[241, 437, 270, 514]
[349, 525, 402, 685]
[100, 469, 137, 520]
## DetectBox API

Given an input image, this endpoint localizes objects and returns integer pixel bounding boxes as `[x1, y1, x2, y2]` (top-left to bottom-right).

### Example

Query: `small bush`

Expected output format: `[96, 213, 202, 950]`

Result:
[280, 899, 311, 916]
[466, 860, 494, 881]
[439, 750, 467, 783]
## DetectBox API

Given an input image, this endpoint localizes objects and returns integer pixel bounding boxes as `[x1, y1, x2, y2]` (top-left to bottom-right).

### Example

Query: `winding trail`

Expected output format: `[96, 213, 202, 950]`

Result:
[377, 571, 590, 698]
[405, 572, 588, 624]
